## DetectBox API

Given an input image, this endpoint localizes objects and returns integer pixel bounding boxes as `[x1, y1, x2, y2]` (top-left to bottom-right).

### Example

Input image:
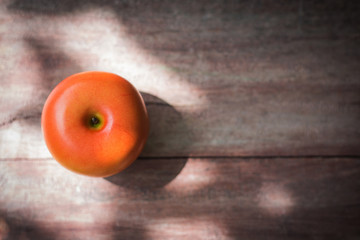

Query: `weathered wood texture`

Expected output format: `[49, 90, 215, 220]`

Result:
[1, 1, 360, 240]
[1, 157, 360, 240]
[1, 0, 360, 158]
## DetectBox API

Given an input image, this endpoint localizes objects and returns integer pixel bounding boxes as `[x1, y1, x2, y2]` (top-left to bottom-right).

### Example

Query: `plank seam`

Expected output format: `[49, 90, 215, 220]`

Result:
[1, 155, 360, 161]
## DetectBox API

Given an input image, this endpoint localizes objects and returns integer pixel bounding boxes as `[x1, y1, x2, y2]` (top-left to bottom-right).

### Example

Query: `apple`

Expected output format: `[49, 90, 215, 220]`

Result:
[41, 71, 149, 177]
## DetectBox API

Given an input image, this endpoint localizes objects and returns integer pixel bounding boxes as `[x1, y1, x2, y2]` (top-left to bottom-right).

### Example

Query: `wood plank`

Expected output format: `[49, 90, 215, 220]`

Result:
[1, 1, 360, 158]
[1, 157, 360, 239]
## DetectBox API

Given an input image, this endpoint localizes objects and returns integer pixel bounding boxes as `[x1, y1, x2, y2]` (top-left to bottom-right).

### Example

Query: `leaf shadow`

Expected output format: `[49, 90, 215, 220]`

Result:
[2, 36, 83, 130]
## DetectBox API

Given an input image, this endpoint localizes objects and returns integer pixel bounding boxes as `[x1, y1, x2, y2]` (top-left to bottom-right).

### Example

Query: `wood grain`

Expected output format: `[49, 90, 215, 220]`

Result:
[1, 2, 359, 240]
[1, 0, 359, 158]
[1, 157, 360, 239]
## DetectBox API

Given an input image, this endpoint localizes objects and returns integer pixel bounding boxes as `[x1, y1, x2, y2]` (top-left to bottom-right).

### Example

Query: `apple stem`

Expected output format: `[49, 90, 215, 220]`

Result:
[90, 116, 100, 127]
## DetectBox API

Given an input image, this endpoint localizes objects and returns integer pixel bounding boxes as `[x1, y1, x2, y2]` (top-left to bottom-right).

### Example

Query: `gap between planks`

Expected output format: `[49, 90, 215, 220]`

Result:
[1, 155, 360, 161]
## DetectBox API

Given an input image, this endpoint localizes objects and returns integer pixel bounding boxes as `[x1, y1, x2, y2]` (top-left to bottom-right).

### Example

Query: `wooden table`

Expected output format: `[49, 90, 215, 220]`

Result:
[1, 1, 360, 239]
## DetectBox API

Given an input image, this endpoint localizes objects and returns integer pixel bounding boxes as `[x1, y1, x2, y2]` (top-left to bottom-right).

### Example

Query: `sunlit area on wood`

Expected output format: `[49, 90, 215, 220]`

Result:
[146, 218, 229, 240]
[257, 183, 294, 216]
[164, 159, 214, 194]
[51, 8, 208, 109]
[0, 7, 208, 158]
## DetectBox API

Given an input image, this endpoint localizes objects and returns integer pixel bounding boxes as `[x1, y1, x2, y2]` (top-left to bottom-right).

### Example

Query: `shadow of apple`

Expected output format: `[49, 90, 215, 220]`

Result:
[105, 92, 188, 190]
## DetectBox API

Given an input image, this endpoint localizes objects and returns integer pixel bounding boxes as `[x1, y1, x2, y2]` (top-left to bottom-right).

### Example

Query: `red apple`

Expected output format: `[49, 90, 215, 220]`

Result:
[41, 71, 149, 177]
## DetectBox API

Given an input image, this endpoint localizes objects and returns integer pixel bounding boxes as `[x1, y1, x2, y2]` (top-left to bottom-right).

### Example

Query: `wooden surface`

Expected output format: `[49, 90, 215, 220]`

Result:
[1, 158, 360, 240]
[1, 0, 360, 239]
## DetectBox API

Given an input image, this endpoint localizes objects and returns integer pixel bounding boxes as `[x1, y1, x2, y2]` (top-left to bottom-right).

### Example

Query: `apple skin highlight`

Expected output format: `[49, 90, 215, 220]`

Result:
[41, 71, 149, 177]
